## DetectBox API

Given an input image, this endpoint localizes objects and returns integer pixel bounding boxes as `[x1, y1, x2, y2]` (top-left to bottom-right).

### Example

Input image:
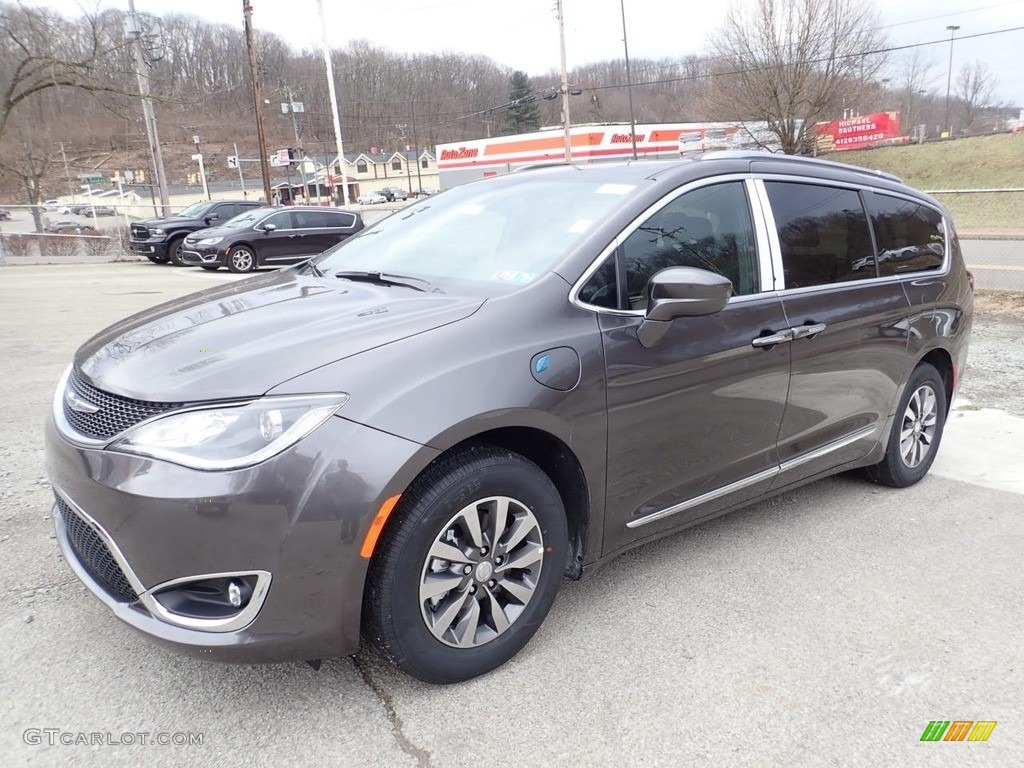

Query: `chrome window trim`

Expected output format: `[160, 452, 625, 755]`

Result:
[569, 173, 769, 316]
[627, 424, 880, 529]
[753, 174, 952, 293]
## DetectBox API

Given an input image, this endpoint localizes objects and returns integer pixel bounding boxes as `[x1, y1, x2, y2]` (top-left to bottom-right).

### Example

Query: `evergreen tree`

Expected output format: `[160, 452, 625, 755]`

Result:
[505, 71, 540, 135]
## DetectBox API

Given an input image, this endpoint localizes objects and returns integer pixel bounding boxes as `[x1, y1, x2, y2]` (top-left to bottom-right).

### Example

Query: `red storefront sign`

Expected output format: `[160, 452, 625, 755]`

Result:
[816, 111, 902, 151]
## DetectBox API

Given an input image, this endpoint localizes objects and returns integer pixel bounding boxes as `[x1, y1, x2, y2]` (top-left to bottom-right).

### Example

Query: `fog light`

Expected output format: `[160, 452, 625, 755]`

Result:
[228, 580, 242, 607]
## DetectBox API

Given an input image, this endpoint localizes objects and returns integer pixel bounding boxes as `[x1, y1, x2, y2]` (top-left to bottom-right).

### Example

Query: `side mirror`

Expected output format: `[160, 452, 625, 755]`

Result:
[262, 223, 277, 233]
[204, 213, 219, 224]
[637, 267, 733, 348]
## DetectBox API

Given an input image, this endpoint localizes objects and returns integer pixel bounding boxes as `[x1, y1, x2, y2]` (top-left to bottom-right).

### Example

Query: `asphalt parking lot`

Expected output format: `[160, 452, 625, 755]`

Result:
[1, 263, 1022, 767]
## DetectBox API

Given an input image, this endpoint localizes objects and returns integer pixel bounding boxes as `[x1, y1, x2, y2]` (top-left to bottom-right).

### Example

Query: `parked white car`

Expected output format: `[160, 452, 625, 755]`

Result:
[357, 192, 387, 205]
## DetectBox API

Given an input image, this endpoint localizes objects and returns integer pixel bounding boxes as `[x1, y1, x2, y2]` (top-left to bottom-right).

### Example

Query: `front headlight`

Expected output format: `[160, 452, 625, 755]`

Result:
[151, 228, 166, 236]
[110, 394, 349, 470]
[197, 236, 223, 245]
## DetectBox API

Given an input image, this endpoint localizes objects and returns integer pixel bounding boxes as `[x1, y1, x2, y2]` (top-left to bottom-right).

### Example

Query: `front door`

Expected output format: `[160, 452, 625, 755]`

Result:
[581, 179, 792, 555]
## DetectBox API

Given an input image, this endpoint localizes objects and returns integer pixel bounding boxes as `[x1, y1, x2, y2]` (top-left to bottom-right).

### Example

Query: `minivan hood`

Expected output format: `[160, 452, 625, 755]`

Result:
[184, 224, 236, 240]
[75, 270, 484, 402]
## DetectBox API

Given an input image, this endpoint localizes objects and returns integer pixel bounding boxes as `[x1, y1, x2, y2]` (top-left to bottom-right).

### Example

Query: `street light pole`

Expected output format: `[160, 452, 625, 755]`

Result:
[555, 0, 572, 164]
[192, 133, 211, 200]
[620, 0, 637, 160]
[944, 25, 961, 137]
[317, 0, 351, 206]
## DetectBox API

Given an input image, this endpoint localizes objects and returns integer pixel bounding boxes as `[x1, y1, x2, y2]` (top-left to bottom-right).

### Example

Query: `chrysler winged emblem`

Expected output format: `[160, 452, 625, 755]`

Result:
[64, 387, 100, 414]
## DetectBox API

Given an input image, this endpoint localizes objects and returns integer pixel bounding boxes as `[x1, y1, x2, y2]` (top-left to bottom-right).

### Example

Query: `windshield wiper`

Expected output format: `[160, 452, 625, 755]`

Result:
[333, 270, 440, 293]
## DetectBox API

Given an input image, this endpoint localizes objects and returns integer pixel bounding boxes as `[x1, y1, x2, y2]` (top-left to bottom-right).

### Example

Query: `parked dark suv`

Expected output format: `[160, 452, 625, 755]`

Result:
[130, 200, 264, 265]
[180, 206, 364, 272]
[46, 153, 972, 684]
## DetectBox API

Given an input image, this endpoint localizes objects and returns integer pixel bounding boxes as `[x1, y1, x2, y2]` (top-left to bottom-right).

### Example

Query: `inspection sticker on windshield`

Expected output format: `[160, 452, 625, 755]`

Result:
[493, 270, 535, 284]
[596, 184, 635, 195]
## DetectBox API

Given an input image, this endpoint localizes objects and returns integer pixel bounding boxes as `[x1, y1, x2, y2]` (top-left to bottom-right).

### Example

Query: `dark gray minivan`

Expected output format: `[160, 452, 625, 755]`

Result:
[46, 153, 973, 683]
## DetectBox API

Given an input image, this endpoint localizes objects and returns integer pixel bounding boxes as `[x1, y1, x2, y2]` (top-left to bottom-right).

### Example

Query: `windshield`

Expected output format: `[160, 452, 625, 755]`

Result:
[176, 202, 214, 218]
[315, 176, 635, 286]
[221, 209, 269, 229]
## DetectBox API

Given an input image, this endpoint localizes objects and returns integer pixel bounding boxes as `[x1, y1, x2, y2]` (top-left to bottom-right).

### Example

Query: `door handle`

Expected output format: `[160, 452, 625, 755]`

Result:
[751, 329, 795, 348]
[791, 322, 827, 340]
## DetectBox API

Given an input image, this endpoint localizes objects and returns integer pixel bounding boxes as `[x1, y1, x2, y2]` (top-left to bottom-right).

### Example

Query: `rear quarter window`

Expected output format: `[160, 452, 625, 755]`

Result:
[868, 193, 945, 276]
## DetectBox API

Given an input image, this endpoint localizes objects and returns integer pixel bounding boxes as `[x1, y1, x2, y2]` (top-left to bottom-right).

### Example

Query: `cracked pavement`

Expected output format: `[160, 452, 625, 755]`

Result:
[1, 264, 1021, 767]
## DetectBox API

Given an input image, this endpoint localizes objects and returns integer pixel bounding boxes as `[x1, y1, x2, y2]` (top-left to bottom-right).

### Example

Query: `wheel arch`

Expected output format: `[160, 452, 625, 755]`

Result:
[918, 346, 954, 413]
[370, 425, 592, 582]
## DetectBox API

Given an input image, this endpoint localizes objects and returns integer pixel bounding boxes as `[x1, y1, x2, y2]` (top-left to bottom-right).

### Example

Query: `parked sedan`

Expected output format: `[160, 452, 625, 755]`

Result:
[357, 192, 387, 205]
[180, 205, 364, 272]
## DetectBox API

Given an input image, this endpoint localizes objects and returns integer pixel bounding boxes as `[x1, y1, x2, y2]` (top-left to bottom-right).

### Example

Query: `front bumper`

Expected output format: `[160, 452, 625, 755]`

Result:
[129, 240, 169, 256]
[45, 414, 437, 663]
[180, 245, 225, 267]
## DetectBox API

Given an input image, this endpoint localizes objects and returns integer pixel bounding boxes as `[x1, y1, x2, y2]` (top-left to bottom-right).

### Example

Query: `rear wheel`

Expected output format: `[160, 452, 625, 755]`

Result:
[166, 235, 186, 266]
[867, 362, 947, 487]
[364, 445, 568, 684]
[227, 246, 256, 273]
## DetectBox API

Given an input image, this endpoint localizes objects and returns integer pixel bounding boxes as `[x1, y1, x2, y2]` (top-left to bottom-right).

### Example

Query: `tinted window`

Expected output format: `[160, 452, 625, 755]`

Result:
[211, 204, 236, 221]
[869, 193, 945, 275]
[323, 211, 357, 228]
[579, 182, 759, 311]
[264, 211, 295, 229]
[291, 210, 325, 228]
[765, 182, 874, 288]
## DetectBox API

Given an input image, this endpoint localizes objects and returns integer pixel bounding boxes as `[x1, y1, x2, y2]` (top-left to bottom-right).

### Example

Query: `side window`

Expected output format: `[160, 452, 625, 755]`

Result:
[264, 211, 294, 229]
[392, 159, 402, 171]
[623, 182, 759, 310]
[211, 204, 235, 221]
[869, 193, 945, 275]
[764, 181, 875, 288]
[292, 210, 322, 228]
[323, 211, 357, 229]
[356, 161, 367, 173]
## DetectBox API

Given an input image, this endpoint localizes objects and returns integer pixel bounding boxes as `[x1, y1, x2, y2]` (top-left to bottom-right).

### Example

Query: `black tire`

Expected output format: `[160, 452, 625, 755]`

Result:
[166, 235, 186, 266]
[200, 265, 220, 271]
[364, 444, 568, 684]
[866, 362, 947, 488]
[227, 246, 257, 273]
[146, 254, 170, 264]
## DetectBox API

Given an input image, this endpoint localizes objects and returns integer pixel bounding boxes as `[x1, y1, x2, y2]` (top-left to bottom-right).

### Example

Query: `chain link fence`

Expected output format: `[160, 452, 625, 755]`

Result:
[0, 203, 136, 265]
[927, 190, 1024, 293]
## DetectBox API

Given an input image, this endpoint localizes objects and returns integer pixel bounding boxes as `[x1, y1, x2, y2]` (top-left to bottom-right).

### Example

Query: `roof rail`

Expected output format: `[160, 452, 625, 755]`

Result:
[699, 150, 903, 184]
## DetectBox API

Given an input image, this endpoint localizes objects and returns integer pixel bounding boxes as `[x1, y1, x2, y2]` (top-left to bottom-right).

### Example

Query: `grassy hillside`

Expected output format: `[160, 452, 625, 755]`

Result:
[821, 133, 1024, 231]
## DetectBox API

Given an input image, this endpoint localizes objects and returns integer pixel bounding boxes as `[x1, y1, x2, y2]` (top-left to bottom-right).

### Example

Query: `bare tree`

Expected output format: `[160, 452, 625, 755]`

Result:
[955, 61, 998, 131]
[0, 2, 135, 143]
[892, 47, 936, 138]
[710, 0, 889, 154]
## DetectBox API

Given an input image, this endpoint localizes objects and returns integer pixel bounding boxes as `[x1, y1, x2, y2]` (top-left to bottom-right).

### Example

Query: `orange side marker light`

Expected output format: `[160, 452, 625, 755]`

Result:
[360, 494, 402, 558]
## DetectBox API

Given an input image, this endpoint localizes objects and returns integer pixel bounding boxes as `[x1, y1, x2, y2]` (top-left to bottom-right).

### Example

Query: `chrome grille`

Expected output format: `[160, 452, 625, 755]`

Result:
[62, 368, 184, 440]
[56, 496, 138, 603]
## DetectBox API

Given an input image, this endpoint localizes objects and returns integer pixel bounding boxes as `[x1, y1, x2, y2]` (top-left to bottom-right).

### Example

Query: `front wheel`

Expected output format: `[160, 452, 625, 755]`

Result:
[364, 445, 568, 684]
[227, 246, 256, 273]
[166, 236, 186, 266]
[867, 362, 947, 487]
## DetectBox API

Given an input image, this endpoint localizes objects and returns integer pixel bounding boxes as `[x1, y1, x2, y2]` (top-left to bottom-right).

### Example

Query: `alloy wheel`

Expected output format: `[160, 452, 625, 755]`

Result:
[899, 383, 938, 468]
[418, 495, 544, 649]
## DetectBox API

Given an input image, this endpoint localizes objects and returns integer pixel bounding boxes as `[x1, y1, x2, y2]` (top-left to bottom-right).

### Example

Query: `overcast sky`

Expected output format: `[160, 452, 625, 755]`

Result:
[38, 0, 1024, 107]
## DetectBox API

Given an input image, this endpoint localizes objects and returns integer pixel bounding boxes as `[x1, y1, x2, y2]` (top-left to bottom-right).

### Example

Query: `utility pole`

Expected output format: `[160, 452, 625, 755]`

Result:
[191, 133, 211, 200]
[243, 0, 273, 204]
[126, 0, 170, 215]
[555, 0, 572, 164]
[943, 25, 961, 137]
[285, 87, 310, 203]
[317, 0, 351, 206]
[620, 0, 638, 160]
[411, 100, 422, 195]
